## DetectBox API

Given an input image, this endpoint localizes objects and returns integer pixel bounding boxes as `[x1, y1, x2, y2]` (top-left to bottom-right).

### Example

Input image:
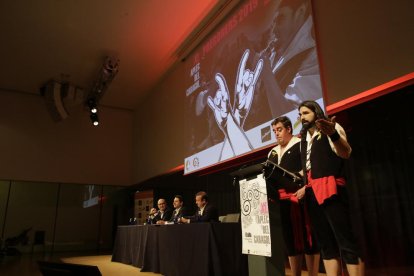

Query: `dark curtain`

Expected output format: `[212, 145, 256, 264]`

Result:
[337, 85, 414, 269]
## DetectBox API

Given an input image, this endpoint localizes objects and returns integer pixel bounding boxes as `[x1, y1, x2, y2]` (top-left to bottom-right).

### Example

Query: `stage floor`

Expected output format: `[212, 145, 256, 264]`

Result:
[0, 252, 324, 276]
[0, 252, 160, 276]
[2, 252, 412, 276]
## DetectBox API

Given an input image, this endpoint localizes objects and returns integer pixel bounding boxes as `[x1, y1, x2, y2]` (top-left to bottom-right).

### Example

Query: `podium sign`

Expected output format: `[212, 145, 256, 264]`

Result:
[239, 173, 272, 257]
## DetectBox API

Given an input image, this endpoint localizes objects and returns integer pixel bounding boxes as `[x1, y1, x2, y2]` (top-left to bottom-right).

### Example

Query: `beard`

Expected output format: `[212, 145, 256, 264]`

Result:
[301, 120, 315, 128]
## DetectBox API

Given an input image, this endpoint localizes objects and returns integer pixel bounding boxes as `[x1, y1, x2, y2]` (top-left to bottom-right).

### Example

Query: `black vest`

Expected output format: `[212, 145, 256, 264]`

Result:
[270, 142, 302, 193]
[309, 134, 344, 178]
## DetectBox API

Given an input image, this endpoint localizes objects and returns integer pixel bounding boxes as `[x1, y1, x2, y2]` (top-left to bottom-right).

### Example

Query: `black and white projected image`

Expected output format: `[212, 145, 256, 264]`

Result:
[185, 0, 323, 173]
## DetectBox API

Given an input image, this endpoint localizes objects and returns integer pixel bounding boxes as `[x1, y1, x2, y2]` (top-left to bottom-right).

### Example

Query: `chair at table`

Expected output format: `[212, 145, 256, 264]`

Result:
[31, 230, 46, 255]
[223, 213, 240, 223]
[1, 227, 31, 255]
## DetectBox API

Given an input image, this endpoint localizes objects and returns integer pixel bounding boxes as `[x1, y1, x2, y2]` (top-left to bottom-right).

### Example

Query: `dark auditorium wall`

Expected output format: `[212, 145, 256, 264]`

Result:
[332, 85, 414, 269]
[0, 90, 133, 252]
[312, 0, 414, 105]
[0, 90, 134, 185]
[0, 180, 126, 253]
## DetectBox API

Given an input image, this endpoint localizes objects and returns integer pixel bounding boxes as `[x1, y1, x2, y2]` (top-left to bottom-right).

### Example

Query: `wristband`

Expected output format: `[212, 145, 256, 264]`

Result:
[329, 130, 340, 142]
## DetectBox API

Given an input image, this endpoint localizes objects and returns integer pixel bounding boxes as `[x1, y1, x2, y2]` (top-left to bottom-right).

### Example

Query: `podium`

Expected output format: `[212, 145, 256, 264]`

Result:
[231, 163, 286, 276]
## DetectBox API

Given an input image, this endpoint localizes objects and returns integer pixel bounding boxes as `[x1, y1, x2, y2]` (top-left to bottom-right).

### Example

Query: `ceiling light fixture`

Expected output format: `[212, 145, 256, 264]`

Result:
[84, 56, 119, 127]
[90, 113, 99, 126]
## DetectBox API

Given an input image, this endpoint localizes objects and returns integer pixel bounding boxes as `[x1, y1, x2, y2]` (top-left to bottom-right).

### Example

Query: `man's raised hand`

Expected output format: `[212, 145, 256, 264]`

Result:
[234, 49, 264, 127]
[207, 73, 232, 131]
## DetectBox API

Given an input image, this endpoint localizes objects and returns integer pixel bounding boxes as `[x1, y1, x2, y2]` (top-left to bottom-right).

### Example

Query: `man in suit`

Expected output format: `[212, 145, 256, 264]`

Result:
[156, 195, 189, 224]
[180, 191, 219, 223]
[149, 198, 172, 224]
[169, 195, 189, 223]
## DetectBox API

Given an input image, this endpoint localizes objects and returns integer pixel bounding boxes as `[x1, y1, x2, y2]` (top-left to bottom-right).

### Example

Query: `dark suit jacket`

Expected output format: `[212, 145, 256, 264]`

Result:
[151, 208, 173, 224]
[169, 206, 189, 223]
[187, 203, 219, 223]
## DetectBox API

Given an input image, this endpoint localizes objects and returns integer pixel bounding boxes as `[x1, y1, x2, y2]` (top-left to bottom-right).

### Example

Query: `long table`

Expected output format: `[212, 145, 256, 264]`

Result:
[111, 223, 248, 276]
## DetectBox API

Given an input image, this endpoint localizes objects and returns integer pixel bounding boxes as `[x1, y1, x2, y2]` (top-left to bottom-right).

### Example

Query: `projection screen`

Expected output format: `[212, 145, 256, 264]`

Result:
[184, 0, 324, 174]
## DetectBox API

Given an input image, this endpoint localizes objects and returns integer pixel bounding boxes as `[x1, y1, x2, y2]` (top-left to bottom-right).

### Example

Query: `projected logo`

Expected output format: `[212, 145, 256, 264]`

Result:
[261, 126, 271, 143]
[193, 157, 200, 168]
[186, 160, 191, 171]
[185, 157, 200, 171]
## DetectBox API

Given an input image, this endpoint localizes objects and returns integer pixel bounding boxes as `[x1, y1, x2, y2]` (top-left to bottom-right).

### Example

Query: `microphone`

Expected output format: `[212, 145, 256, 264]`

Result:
[232, 177, 238, 187]
[263, 158, 302, 182]
[267, 150, 278, 163]
[262, 150, 278, 177]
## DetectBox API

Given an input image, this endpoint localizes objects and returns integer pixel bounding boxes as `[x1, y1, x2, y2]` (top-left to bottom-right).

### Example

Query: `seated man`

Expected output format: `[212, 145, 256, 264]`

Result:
[149, 198, 172, 224]
[157, 195, 189, 224]
[180, 191, 219, 223]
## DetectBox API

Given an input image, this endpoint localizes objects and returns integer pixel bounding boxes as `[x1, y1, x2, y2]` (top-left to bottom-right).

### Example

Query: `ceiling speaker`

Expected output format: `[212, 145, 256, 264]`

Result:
[41, 80, 69, 122]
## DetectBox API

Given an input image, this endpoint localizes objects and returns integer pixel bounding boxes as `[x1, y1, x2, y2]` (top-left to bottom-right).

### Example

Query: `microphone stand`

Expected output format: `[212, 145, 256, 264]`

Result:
[263, 160, 302, 182]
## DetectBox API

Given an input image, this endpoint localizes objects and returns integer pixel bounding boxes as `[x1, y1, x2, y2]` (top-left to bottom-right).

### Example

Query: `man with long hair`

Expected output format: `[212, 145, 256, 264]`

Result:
[298, 100, 364, 276]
